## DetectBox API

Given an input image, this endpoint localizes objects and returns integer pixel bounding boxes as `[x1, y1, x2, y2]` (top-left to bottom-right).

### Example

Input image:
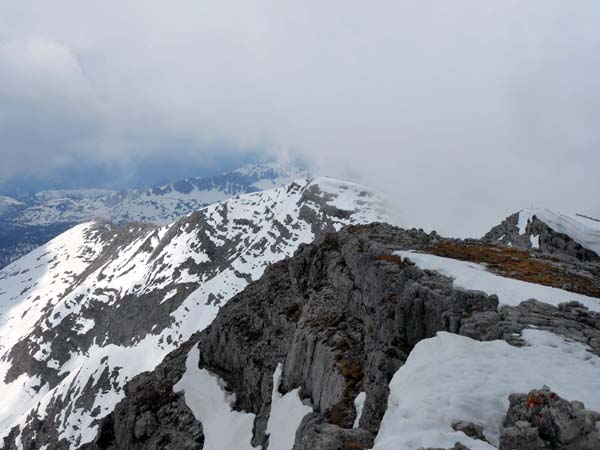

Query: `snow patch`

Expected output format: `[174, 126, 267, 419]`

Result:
[530, 234, 540, 249]
[266, 364, 312, 450]
[75, 318, 95, 334]
[160, 288, 178, 304]
[47, 359, 60, 370]
[353, 392, 366, 429]
[174, 346, 257, 450]
[374, 330, 600, 450]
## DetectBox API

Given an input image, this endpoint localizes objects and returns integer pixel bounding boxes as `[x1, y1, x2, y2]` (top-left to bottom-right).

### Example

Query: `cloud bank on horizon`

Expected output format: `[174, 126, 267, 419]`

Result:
[1, 0, 599, 236]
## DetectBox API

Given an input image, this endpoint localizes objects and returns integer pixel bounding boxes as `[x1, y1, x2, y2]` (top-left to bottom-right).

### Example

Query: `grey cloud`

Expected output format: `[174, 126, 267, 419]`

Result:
[0, 0, 599, 236]
[0, 39, 105, 172]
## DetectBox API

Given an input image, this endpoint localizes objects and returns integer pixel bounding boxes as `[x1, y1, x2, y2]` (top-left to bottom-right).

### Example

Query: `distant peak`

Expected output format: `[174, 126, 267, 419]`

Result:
[485, 207, 600, 260]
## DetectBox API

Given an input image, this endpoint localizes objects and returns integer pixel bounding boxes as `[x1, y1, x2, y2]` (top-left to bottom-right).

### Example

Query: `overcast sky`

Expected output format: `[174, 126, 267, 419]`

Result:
[1, 0, 599, 236]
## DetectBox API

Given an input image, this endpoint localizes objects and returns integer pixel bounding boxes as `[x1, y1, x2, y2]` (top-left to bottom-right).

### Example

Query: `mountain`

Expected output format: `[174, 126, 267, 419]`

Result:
[15, 163, 310, 226]
[484, 207, 600, 262]
[0, 176, 392, 449]
[1, 190, 599, 450]
[79, 223, 600, 450]
[0, 163, 308, 269]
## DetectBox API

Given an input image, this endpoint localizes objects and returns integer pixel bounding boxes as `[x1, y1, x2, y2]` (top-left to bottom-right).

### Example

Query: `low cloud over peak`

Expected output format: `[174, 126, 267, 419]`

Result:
[1, 0, 599, 236]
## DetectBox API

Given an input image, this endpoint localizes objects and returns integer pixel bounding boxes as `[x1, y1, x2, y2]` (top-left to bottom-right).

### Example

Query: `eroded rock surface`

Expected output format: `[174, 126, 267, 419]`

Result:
[79, 223, 600, 450]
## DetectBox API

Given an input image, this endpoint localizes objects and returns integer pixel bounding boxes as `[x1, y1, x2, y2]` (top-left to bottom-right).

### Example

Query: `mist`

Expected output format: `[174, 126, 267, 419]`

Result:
[1, 0, 599, 236]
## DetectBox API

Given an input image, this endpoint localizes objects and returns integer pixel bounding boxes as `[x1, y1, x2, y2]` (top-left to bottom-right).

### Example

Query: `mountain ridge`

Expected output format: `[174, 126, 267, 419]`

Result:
[1, 185, 600, 449]
[0, 176, 392, 449]
[76, 222, 600, 450]
[0, 163, 309, 269]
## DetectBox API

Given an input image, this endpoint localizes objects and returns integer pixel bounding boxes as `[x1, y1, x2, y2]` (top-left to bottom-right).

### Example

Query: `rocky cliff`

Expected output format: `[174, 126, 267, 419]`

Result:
[79, 223, 600, 450]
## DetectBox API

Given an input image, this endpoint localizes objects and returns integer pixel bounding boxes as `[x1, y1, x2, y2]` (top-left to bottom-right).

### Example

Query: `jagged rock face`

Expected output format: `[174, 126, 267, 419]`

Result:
[0, 163, 308, 269]
[500, 386, 600, 450]
[0, 178, 391, 449]
[80, 224, 495, 450]
[80, 223, 600, 450]
[485, 209, 600, 262]
[195, 226, 501, 449]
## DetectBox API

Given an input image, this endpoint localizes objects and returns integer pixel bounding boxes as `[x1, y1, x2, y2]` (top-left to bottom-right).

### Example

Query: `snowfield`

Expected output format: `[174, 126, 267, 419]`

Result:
[395, 250, 600, 312]
[374, 330, 600, 450]
[0, 195, 24, 211]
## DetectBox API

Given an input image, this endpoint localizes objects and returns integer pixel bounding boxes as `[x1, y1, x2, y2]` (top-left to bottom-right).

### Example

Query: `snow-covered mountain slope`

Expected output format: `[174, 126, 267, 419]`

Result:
[0, 177, 393, 449]
[76, 222, 600, 450]
[0, 162, 308, 269]
[485, 207, 600, 261]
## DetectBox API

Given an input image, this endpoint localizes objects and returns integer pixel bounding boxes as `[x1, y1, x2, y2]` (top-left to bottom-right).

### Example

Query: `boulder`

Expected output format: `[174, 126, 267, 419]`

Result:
[500, 386, 600, 450]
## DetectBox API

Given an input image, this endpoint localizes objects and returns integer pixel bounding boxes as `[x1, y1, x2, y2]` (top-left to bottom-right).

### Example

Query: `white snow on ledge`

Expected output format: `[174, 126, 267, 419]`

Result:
[373, 331, 600, 450]
[174, 347, 257, 450]
[353, 392, 366, 429]
[530, 234, 540, 249]
[266, 364, 312, 450]
[394, 251, 600, 312]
